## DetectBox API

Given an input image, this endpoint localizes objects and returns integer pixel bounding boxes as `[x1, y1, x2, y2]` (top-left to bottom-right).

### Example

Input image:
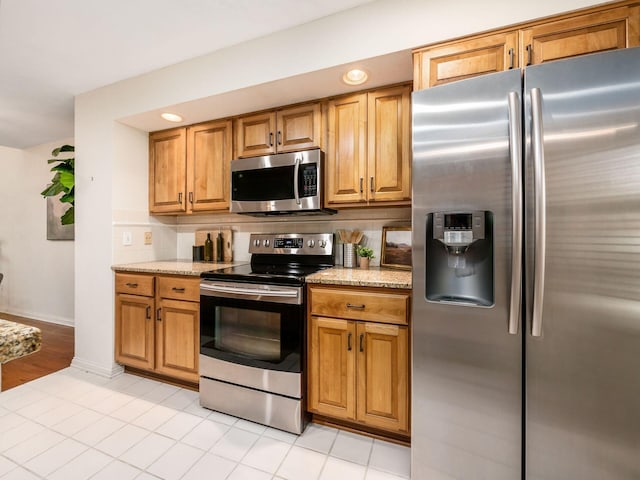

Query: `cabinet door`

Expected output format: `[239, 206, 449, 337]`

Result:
[149, 128, 187, 213]
[413, 31, 518, 89]
[115, 293, 155, 371]
[326, 93, 367, 205]
[520, 5, 639, 66]
[235, 112, 277, 158]
[187, 120, 232, 212]
[156, 298, 199, 383]
[356, 322, 409, 433]
[367, 86, 411, 204]
[275, 103, 322, 153]
[308, 316, 356, 420]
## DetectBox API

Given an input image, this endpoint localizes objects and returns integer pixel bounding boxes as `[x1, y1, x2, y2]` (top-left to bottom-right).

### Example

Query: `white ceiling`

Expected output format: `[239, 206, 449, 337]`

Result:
[0, 0, 381, 149]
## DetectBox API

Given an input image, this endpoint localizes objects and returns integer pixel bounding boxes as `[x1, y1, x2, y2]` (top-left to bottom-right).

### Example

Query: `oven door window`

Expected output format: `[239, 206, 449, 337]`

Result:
[200, 295, 302, 373]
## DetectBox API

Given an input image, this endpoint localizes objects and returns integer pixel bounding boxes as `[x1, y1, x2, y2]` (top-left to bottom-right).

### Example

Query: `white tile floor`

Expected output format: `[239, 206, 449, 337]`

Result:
[0, 368, 410, 480]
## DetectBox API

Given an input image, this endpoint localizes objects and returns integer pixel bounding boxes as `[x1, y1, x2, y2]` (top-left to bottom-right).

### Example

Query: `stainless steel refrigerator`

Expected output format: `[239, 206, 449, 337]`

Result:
[411, 47, 640, 480]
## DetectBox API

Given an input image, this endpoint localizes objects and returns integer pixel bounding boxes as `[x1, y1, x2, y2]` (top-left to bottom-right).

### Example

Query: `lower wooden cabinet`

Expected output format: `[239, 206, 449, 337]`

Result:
[115, 273, 200, 384]
[308, 285, 410, 436]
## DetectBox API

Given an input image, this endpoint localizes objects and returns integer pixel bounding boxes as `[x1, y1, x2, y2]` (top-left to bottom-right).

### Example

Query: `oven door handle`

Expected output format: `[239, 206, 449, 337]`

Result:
[200, 282, 301, 302]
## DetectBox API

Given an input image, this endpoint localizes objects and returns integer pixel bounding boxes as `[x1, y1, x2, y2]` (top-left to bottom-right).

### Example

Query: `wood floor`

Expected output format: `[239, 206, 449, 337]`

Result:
[1, 312, 74, 391]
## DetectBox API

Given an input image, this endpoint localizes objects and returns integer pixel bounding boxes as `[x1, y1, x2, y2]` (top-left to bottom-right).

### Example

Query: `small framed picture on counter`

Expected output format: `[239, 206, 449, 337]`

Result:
[381, 226, 412, 270]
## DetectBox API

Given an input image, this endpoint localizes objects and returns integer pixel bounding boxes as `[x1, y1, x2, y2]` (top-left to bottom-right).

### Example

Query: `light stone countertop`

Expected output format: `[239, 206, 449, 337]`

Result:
[111, 259, 248, 276]
[306, 266, 412, 289]
[112, 260, 412, 289]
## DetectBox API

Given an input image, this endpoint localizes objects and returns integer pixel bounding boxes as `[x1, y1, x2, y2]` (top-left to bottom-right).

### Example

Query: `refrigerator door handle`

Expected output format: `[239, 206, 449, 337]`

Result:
[530, 87, 546, 337]
[507, 91, 522, 335]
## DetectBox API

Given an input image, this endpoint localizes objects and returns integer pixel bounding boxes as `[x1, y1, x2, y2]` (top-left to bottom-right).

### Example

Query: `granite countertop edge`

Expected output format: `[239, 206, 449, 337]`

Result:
[112, 261, 412, 288]
[306, 266, 412, 289]
[112, 260, 248, 276]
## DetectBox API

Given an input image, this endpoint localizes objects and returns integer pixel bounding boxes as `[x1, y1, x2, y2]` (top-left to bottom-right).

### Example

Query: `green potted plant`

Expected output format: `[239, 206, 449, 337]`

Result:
[41, 145, 74, 225]
[356, 245, 375, 269]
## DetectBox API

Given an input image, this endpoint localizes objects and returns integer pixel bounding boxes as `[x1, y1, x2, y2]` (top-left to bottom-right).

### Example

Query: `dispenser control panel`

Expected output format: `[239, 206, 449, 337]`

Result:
[433, 211, 485, 248]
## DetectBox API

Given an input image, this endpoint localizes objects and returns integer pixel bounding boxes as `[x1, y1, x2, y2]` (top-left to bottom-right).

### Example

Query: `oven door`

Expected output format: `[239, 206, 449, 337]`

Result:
[200, 280, 304, 373]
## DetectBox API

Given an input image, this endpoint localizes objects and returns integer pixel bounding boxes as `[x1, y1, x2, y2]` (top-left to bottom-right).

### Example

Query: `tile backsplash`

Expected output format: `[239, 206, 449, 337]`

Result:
[175, 207, 411, 267]
[111, 207, 410, 267]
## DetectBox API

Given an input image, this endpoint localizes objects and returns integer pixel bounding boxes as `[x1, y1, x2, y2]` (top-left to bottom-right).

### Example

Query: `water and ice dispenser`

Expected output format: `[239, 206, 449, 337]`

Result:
[425, 211, 494, 307]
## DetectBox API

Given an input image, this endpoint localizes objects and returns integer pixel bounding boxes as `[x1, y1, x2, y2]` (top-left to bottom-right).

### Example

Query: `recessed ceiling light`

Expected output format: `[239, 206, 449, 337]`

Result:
[161, 112, 183, 123]
[342, 68, 369, 85]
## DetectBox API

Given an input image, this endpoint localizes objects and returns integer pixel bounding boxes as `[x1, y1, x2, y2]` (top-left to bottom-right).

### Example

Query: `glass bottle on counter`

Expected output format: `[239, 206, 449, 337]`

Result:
[216, 230, 223, 262]
[204, 233, 213, 262]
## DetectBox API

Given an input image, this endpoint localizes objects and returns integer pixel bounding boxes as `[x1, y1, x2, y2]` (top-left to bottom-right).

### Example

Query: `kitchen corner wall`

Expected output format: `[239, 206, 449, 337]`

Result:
[0, 140, 75, 326]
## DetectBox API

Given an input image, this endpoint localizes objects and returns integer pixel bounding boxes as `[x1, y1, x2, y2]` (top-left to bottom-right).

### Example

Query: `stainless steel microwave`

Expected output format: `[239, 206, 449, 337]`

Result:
[230, 149, 335, 216]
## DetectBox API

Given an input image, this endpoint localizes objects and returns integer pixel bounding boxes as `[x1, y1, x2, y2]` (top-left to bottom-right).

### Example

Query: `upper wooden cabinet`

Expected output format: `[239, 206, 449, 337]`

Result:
[326, 84, 411, 207]
[520, 4, 639, 66]
[149, 120, 232, 215]
[413, 1, 640, 89]
[413, 31, 518, 88]
[187, 120, 232, 213]
[149, 128, 187, 213]
[235, 103, 321, 158]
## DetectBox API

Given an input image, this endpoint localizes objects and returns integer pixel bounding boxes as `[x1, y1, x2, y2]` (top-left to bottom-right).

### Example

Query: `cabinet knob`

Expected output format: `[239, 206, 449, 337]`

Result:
[145, 305, 151, 320]
[125, 283, 138, 288]
[359, 334, 364, 352]
[156, 308, 162, 321]
[347, 332, 352, 351]
[172, 287, 185, 293]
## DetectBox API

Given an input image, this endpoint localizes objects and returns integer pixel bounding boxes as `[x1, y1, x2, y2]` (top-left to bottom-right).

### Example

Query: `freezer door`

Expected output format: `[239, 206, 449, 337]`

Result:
[524, 47, 640, 480]
[411, 69, 522, 480]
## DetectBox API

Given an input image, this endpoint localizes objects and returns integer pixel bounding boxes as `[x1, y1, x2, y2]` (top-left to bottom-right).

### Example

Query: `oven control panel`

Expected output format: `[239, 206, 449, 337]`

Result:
[249, 233, 333, 256]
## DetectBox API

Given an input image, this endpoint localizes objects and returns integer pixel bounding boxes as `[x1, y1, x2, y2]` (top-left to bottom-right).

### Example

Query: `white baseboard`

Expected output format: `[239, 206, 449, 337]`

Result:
[70, 357, 124, 378]
[0, 308, 74, 327]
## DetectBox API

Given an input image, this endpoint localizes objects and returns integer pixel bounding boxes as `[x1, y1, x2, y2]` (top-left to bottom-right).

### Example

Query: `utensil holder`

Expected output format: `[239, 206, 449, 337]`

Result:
[343, 243, 357, 268]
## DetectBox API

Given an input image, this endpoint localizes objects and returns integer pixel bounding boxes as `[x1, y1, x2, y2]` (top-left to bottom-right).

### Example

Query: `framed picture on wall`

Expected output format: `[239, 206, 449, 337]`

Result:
[381, 226, 412, 270]
[47, 195, 74, 241]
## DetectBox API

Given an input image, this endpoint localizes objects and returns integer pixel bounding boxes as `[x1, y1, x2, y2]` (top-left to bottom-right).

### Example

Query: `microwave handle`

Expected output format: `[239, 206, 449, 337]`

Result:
[293, 156, 301, 205]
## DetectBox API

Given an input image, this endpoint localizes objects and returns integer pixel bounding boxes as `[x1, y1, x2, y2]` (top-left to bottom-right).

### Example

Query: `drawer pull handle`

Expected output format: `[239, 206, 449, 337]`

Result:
[347, 332, 352, 351]
[156, 308, 162, 321]
[145, 305, 151, 320]
[359, 334, 364, 352]
[346, 303, 365, 310]
[125, 283, 138, 288]
[172, 287, 186, 292]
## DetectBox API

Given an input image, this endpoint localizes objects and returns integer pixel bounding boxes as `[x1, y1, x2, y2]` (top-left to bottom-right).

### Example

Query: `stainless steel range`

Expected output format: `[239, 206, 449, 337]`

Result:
[199, 233, 334, 434]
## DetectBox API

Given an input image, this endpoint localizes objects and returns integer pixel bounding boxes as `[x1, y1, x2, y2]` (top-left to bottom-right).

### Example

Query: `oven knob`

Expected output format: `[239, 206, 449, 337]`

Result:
[307, 239, 315, 248]
[254, 239, 261, 247]
[319, 240, 327, 248]
[264, 239, 270, 247]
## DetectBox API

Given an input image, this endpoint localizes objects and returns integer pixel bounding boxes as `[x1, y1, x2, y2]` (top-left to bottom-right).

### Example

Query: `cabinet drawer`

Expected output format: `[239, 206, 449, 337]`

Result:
[157, 276, 200, 302]
[115, 273, 154, 296]
[310, 287, 409, 325]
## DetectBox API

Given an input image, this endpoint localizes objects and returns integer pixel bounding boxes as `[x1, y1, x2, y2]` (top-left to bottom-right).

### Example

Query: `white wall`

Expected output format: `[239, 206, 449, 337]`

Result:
[74, 0, 601, 376]
[0, 139, 75, 325]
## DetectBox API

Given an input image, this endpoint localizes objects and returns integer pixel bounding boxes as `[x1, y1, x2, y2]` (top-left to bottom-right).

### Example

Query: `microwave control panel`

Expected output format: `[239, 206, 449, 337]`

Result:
[301, 164, 318, 197]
